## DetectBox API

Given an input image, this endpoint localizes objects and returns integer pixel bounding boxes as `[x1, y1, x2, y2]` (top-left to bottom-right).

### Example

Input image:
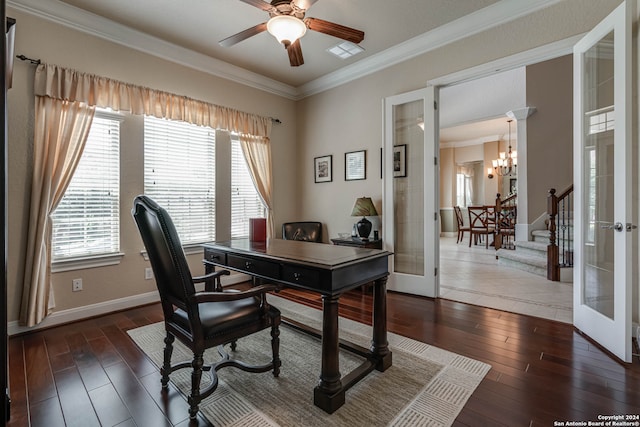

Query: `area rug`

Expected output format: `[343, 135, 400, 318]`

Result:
[128, 295, 491, 426]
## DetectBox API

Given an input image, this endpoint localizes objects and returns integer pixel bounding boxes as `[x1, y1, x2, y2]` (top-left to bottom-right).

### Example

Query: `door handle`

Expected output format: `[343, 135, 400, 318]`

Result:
[600, 222, 624, 232]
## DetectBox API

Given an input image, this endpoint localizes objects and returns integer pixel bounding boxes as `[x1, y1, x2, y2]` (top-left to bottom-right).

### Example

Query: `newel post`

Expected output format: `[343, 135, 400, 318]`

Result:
[547, 188, 559, 281]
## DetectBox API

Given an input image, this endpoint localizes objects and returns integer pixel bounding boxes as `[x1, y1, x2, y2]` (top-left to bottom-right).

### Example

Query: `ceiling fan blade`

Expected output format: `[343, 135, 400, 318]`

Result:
[293, 0, 319, 10]
[287, 39, 304, 66]
[305, 17, 364, 44]
[239, 0, 274, 11]
[219, 22, 268, 47]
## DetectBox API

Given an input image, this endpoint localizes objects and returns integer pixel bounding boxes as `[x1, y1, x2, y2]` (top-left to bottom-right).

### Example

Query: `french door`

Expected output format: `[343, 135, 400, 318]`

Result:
[573, 0, 634, 362]
[383, 87, 439, 297]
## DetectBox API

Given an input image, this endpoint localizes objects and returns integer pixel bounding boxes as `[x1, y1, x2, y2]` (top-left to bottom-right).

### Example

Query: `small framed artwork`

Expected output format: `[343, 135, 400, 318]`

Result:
[345, 150, 366, 181]
[314, 155, 333, 183]
[393, 144, 407, 178]
[509, 178, 517, 194]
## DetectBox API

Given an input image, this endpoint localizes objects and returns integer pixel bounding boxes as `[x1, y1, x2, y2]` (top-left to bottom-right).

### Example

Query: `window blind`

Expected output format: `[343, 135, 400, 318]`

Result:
[231, 137, 265, 238]
[144, 116, 216, 244]
[51, 115, 120, 259]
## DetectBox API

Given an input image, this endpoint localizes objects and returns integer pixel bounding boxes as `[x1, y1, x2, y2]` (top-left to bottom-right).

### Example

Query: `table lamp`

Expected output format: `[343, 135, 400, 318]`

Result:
[351, 197, 378, 240]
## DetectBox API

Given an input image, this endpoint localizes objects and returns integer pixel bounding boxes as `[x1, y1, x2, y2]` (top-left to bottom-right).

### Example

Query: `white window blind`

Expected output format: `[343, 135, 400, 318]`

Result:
[51, 114, 120, 260]
[144, 116, 216, 244]
[231, 137, 265, 238]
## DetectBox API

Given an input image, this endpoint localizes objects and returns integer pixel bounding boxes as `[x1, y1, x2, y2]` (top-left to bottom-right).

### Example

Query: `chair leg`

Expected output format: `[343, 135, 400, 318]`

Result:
[188, 352, 204, 420]
[271, 321, 281, 377]
[161, 332, 175, 389]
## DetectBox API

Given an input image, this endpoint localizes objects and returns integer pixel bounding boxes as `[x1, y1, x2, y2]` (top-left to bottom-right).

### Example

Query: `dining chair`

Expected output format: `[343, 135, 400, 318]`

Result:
[453, 206, 470, 244]
[495, 205, 517, 251]
[468, 206, 495, 248]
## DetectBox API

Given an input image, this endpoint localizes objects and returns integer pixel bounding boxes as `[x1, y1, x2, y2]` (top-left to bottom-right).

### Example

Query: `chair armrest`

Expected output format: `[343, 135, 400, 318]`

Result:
[193, 269, 230, 292]
[191, 284, 280, 304]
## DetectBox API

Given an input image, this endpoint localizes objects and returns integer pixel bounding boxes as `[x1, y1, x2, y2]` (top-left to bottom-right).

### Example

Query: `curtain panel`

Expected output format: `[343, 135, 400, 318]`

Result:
[20, 97, 96, 326]
[21, 63, 274, 326]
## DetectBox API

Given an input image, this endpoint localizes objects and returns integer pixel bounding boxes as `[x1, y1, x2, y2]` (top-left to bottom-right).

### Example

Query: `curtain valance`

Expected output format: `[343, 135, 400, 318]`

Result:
[34, 63, 272, 138]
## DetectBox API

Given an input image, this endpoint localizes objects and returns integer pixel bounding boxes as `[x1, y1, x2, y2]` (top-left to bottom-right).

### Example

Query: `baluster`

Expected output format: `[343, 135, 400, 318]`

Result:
[547, 188, 559, 281]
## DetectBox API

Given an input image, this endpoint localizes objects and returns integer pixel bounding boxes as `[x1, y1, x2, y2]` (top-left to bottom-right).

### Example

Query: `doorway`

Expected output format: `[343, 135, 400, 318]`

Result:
[436, 66, 574, 323]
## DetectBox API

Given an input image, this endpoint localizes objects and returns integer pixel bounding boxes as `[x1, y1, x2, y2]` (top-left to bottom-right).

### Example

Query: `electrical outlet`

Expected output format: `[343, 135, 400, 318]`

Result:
[145, 267, 154, 280]
[72, 278, 83, 292]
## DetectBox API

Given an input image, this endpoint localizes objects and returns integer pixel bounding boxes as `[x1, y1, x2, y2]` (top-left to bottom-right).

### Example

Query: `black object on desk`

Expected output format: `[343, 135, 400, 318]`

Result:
[331, 237, 382, 249]
[202, 238, 392, 413]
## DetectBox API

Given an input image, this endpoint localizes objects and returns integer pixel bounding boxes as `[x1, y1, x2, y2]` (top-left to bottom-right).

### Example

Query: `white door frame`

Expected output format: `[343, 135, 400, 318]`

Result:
[382, 87, 439, 297]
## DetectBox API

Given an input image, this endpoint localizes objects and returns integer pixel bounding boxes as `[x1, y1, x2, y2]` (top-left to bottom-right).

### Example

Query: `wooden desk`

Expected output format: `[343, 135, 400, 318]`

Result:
[202, 238, 392, 413]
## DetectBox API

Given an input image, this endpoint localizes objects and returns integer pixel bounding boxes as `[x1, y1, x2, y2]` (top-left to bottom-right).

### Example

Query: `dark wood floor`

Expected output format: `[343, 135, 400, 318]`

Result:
[6, 288, 640, 426]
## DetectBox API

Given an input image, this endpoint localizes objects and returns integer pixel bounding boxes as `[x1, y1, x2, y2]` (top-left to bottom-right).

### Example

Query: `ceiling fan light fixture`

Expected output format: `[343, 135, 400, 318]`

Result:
[267, 15, 307, 46]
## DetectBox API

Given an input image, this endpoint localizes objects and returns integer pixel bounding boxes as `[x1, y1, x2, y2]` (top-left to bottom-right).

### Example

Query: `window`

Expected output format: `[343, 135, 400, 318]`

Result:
[231, 137, 265, 238]
[144, 116, 216, 245]
[51, 113, 121, 260]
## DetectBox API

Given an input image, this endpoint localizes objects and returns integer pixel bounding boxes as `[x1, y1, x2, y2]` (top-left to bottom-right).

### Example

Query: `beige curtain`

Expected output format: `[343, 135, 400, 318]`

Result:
[21, 63, 274, 325]
[20, 97, 96, 326]
[239, 131, 274, 237]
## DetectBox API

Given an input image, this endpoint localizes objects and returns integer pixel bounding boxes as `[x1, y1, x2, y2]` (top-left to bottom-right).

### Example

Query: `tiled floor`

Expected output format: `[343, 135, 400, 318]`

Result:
[439, 235, 573, 323]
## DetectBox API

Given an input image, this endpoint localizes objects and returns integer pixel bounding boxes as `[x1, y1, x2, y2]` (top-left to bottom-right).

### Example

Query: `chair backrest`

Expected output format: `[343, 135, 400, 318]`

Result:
[497, 205, 517, 232]
[282, 221, 322, 242]
[453, 206, 464, 228]
[468, 206, 489, 229]
[132, 195, 196, 319]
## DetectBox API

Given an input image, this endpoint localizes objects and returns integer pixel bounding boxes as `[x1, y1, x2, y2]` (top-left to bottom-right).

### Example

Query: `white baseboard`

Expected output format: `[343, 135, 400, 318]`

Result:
[8, 272, 250, 336]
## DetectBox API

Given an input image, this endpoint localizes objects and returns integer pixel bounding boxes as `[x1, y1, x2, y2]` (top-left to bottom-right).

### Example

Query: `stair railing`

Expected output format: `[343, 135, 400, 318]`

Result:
[547, 185, 573, 281]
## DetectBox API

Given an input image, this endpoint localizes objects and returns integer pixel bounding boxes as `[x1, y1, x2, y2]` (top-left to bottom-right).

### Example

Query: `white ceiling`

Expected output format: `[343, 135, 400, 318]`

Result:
[9, 0, 561, 94]
[54, 0, 499, 87]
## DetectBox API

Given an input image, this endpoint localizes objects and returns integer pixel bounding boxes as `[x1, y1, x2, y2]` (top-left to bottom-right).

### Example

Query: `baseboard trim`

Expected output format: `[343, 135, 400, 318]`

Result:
[8, 273, 250, 336]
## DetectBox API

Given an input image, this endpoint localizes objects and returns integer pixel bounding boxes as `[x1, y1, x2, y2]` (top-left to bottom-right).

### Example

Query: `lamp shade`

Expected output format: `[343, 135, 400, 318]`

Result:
[351, 197, 378, 217]
[267, 15, 307, 46]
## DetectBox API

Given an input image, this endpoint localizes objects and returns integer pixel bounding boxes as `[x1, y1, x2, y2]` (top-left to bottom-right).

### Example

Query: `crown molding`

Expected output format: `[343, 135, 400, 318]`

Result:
[9, 0, 564, 100]
[297, 0, 563, 98]
[7, 0, 300, 99]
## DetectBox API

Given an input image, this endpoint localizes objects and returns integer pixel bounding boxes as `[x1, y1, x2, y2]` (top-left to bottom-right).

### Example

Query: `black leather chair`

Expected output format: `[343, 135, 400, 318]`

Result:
[282, 221, 322, 242]
[132, 195, 281, 419]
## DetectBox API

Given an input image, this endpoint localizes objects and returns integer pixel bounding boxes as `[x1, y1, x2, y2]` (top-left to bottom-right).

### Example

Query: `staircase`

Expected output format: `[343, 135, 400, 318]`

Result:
[496, 186, 574, 282]
[496, 232, 548, 278]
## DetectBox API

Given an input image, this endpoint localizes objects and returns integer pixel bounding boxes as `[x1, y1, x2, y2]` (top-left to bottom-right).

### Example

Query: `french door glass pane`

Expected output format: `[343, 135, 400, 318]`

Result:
[393, 100, 424, 275]
[582, 30, 615, 319]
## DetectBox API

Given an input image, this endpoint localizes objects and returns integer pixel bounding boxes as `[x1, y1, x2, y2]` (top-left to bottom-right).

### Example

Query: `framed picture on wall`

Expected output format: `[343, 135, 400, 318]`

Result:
[345, 150, 366, 181]
[393, 144, 407, 177]
[314, 155, 333, 183]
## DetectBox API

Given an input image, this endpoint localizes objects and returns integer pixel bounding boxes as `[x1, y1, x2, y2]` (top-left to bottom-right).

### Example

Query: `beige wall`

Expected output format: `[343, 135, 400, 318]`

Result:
[6, 0, 626, 328]
[297, 0, 619, 240]
[525, 54, 574, 221]
[6, 9, 298, 323]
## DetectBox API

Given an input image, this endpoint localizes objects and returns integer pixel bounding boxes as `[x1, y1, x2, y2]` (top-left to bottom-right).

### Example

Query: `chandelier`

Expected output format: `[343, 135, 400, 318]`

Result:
[492, 119, 517, 177]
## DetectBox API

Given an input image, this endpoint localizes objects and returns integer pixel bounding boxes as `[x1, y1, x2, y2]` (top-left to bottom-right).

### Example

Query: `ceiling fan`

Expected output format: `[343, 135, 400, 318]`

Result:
[219, 0, 365, 67]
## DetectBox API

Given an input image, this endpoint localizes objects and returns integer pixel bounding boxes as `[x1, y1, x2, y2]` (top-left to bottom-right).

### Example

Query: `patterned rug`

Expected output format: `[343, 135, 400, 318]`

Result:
[128, 295, 491, 426]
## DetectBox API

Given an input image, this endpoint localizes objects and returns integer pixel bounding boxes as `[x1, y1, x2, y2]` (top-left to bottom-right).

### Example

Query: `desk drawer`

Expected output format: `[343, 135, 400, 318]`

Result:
[228, 254, 280, 279]
[282, 265, 320, 288]
[204, 249, 227, 265]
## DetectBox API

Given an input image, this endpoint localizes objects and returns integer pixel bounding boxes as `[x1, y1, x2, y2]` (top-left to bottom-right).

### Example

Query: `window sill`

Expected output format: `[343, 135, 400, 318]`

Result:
[52, 252, 125, 273]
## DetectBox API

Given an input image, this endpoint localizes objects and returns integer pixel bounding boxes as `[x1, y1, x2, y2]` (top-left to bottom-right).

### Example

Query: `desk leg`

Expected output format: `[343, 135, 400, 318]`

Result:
[371, 275, 392, 371]
[313, 294, 344, 413]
